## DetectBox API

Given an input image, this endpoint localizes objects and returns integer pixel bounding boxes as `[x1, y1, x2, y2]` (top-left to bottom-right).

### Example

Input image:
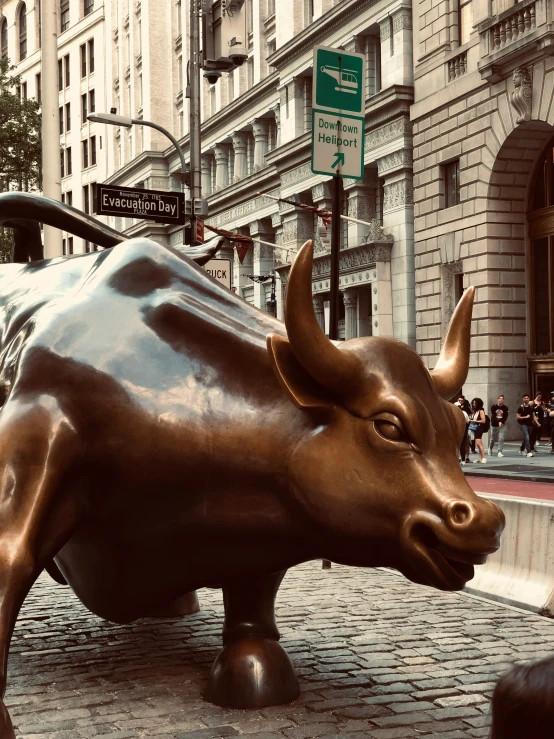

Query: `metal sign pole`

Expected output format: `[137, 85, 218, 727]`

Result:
[329, 174, 342, 341]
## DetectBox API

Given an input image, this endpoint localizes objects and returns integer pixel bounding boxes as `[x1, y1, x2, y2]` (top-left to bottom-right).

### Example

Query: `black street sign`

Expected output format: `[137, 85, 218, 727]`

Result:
[94, 184, 186, 225]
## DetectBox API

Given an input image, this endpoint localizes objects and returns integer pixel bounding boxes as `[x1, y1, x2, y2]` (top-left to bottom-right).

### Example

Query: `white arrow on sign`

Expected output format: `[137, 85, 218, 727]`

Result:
[311, 109, 365, 180]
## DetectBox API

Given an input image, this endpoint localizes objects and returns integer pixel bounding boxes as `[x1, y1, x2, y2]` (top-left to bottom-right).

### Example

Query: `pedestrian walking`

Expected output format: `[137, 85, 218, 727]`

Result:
[468, 397, 486, 463]
[549, 392, 554, 454]
[517, 393, 534, 457]
[490, 654, 554, 738]
[530, 392, 545, 452]
[454, 394, 471, 463]
[488, 395, 508, 457]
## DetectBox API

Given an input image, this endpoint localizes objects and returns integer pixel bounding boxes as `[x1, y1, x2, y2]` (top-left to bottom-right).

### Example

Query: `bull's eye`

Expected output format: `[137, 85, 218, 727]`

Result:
[374, 420, 406, 442]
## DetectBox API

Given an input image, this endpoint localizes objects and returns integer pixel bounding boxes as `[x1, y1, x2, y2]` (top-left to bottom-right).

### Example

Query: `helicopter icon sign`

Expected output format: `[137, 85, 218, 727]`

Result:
[313, 46, 365, 115]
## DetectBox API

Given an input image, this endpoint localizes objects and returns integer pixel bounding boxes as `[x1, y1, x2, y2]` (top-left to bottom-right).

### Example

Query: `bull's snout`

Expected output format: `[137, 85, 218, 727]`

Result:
[445, 497, 505, 551]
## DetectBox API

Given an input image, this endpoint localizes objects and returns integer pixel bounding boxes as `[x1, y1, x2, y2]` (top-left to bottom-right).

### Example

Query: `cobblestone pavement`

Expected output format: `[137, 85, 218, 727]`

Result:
[6, 563, 554, 739]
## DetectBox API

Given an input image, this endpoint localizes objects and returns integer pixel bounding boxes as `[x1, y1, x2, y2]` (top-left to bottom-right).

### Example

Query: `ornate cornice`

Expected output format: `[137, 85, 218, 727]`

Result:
[312, 231, 394, 279]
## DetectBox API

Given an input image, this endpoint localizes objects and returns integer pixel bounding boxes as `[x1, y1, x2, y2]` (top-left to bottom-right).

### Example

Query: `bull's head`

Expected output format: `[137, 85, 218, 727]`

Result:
[267, 240, 504, 591]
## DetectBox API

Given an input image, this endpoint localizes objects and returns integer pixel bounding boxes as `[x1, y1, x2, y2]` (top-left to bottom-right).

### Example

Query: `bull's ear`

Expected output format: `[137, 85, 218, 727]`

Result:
[267, 334, 335, 411]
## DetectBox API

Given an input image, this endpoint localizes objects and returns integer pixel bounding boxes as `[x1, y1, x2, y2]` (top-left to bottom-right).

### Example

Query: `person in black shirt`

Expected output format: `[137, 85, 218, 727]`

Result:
[489, 395, 508, 457]
[517, 394, 534, 457]
[530, 392, 544, 452]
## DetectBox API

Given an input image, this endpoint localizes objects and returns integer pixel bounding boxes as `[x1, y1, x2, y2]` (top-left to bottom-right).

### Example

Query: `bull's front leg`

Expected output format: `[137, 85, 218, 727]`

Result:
[206, 570, 299, 708]
[0, 398, 82, 737]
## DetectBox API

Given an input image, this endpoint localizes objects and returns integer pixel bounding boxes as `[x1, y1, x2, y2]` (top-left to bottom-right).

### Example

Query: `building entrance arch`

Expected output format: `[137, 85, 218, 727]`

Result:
[484, 121, 554, 401]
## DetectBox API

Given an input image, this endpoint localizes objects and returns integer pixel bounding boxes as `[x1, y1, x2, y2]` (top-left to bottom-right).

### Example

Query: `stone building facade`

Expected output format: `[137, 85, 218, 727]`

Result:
[103, 0, 416, 347]
[412, 0, 554, 408]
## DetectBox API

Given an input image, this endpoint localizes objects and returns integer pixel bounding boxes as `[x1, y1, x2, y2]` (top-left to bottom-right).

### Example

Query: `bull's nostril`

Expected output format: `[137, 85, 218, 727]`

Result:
[449, 502, 472, 526]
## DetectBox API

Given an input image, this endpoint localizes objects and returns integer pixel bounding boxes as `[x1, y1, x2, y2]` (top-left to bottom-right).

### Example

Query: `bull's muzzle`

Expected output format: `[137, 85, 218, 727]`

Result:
[401, 497, 505, 590]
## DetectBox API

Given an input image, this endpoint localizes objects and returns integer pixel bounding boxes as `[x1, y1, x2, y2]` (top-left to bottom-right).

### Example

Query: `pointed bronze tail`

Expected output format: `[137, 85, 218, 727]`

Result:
[284, 240, 361, 398]
[431, 286, 475, 400]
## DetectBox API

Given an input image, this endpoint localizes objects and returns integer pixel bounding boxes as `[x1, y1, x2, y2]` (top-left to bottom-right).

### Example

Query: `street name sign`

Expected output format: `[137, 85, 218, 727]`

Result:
[311, 45, 366, 180]
[203, 258, 232, 290]
[95, 184, 186, 225]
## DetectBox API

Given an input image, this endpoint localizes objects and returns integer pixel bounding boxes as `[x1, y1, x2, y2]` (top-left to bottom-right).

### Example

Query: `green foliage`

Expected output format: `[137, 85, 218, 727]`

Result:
[0, 57, 42, 192]
[0, 57, 42, 262]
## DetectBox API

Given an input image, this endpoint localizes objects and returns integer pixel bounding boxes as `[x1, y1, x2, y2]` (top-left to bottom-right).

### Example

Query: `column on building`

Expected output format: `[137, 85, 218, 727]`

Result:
[232, 132, 248, 182]
[232, 228, 254, 299]
[342, 289, 358, 340]
[271, 212, 286, 321]
[214, 143, 230, 191]
[279, 78, 307, 144]
[379, 10, 413, 89]
[279, 195, 314, 258]
[344, 179, 374, 248]
[249, 219, 275, 312]
[313, 294, 326, 332]
[270, 104, 281, 149]
[252, 119, 270, 172]
[201, 152, 213, 196]
[377, 150, 414, 347]
[311, 182, 332, 255]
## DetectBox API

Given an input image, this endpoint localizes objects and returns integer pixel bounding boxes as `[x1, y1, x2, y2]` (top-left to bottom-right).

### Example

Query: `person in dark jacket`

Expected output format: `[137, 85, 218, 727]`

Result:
[488, 395, 508, 457]
[517, 394, 534, 457]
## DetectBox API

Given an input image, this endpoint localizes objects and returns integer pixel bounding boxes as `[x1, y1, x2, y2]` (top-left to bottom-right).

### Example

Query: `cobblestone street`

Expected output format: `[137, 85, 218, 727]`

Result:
[6, 563, 554, 739]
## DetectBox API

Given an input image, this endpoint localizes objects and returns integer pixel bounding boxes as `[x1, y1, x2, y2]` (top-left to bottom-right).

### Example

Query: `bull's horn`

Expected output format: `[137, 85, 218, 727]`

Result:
[431, 286, 475, 400]
[285, 240, 361, 398]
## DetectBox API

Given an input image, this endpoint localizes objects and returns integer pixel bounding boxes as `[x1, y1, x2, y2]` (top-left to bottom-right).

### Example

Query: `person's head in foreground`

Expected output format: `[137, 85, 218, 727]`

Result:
[491, 656, 554, 738]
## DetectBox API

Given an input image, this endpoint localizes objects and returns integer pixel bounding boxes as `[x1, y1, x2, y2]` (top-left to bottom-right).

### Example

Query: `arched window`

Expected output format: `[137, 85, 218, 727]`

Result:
[18, 3, 27, 61]
[1, 18, 7, 59]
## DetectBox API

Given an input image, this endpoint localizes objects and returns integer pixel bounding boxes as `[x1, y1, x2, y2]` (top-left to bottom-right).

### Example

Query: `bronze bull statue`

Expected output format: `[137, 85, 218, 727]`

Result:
[0, 194, 504, 737]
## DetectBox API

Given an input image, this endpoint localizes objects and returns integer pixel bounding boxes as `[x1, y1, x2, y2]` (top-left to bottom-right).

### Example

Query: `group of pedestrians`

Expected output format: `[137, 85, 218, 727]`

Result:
[454, 391, 554, 464]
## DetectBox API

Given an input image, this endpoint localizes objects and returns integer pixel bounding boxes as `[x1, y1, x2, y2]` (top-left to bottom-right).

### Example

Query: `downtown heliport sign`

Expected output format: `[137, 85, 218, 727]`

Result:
[311, 45, 366, 180]
[95, 184, 186, 225]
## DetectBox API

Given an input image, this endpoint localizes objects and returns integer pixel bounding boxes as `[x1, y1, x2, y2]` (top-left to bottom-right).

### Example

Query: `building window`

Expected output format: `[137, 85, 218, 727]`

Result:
[64, 53, 70, 87]
[84, 0, 94, 17]
[177, 0, 182, 37]
[88, 38, 94, 73]
[82, 139, 89, 169]
[444, 160, 461, 208]
[304, 0, 314, 25]
[66, 146, 72, 175]
[58, 59, 63, 90]
[66, 190, 72, 206]
[19, 3, 27, 61]
[62, 238, 66, 255]
[60, 150, 65, 178]
[59, 106, 64, 135]
[65, 102, 70, 131]
[68, 236, 73, 254]
[81, 92, 87, 121]
[1, 18, 7, 58]
[80, 43, 86, 77]
[459, 0, 473, 45]
[37, 0, 41, 47]
[82, 184, 90, 213]
[90, 136, 96, 165]
[60, 0, 69, 32]
[89, 89, 95, 112]
[21, 81, 27, 99]
[35, 73, 41, 103]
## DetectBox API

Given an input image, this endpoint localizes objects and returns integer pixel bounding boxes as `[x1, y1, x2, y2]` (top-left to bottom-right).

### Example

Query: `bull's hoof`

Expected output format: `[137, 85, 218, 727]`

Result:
[0, 701, 15, 739]
[148, 591, 200, 617]
[205, 637, 300, 708]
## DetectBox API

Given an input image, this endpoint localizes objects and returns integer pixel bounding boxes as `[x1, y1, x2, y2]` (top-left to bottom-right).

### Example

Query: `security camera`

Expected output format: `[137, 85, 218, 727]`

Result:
[203, 70, 222, 85]
[229, 53, 248, 67]
[110, 107, 117, 114]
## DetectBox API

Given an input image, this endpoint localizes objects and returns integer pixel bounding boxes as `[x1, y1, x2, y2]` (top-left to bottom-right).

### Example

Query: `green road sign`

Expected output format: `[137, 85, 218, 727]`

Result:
[313, 45, 365, 115]
[311, 109, 365, 180]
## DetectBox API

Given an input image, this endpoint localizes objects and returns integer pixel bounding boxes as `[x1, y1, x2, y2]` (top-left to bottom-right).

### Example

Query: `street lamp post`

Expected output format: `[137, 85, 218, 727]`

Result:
[88, 113, 190, 242]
